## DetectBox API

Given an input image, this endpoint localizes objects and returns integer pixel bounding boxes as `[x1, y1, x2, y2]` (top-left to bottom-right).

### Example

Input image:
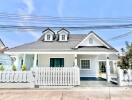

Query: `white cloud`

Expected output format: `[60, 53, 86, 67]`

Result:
[17, 0, 39, 39]
[22, 0, 34, 14]
[58, 0, 64, 17]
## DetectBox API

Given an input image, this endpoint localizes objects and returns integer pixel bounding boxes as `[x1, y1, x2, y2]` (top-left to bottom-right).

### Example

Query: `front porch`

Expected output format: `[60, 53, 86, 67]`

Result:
[0, 50, 118, 88]
[12, 53, 118, 82]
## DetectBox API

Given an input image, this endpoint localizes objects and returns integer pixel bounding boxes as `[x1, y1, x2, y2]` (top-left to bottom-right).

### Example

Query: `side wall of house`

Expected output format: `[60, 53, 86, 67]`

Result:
[38, 54, 75, 67]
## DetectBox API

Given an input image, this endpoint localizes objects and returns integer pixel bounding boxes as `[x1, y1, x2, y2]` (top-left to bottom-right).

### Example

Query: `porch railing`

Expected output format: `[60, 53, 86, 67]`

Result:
[0, 71, 33, 83]
[33, 67, 80, 86]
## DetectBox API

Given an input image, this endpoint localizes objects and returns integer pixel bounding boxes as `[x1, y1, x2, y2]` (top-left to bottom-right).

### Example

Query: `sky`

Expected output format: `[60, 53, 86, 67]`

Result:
[0, 0, 132, 51]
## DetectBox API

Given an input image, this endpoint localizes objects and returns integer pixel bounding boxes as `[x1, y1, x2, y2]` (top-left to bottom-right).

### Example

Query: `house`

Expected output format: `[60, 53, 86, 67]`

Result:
[5, 28, 118, 82]
[0, 39, 12, 70]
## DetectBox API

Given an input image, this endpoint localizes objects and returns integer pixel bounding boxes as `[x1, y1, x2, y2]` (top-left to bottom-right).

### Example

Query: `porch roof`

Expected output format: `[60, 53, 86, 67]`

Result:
[5, 34, 117, 54]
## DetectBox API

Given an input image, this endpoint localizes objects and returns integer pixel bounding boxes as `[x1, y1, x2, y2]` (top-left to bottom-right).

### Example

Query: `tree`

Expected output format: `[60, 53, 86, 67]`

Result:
[119, 41, 132, 69]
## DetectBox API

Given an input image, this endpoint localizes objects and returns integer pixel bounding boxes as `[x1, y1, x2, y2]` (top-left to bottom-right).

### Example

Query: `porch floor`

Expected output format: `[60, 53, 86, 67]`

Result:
[80, 79, 117, 87]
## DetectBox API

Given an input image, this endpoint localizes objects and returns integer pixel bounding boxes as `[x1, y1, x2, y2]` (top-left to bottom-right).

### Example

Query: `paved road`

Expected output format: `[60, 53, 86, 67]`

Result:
[0, 87, 132, 100]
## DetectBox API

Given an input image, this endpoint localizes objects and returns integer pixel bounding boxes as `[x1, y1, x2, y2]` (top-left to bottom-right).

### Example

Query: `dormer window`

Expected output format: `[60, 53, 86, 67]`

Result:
[57, 28, 69, 41]
[62, 35, 65, 40]
[42, 28, 55, 41]
[47, 34, 51, 40]
[45, 34, 53, 41]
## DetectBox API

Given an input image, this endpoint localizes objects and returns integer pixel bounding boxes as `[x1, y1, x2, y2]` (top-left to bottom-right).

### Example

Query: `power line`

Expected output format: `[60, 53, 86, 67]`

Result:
[0, 24, 132, 32]
[109, 31, 132, 41]
[1, 12, 132, 23]
[0, 12, 132, 40]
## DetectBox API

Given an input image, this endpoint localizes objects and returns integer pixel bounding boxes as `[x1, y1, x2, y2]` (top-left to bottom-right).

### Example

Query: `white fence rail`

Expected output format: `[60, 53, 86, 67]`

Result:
[0, 71, 33, 83]
[33, 67, 80, 86]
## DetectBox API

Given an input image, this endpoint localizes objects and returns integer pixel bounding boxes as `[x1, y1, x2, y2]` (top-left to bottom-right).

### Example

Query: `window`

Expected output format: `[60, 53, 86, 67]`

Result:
[47, 35, 51, 40]
[81, 60, 90, 69]
[50, 58, 64, 67]
[62, 35, 65, 40]
[89, 38, 93, 44]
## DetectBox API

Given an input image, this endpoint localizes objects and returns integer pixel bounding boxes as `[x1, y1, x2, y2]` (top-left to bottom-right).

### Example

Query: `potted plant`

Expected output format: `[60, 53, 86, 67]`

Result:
[22, 64, 27, 71]
[12, 65, 17, 71]
[0, 65, 4, 71]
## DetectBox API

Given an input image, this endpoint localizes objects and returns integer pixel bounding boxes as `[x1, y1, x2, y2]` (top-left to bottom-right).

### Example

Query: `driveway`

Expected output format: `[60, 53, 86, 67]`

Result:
[80, 80, 117, 87]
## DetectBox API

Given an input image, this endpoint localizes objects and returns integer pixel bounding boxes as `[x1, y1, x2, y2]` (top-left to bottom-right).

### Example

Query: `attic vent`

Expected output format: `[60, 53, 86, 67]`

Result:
[89, 38, 93, 44]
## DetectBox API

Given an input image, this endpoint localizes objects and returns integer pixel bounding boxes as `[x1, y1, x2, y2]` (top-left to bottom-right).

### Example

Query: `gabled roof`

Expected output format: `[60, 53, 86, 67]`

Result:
[6, 30, 118, 53]
[75, 31, 114, 49]
[57, 28, 70, 34]
[6, 34, 86, 52]
[39, 28, 55, 41]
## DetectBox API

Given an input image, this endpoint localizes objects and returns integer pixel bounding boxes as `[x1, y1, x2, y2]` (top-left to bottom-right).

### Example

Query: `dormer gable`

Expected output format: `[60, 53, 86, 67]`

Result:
[75, 31, 112, 48]
[57, 28, 69, 41]
[42, 28, 55, 41]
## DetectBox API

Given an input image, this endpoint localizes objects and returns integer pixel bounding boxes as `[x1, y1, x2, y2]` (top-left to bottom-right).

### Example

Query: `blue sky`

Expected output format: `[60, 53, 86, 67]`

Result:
[0, 0, 132, 51]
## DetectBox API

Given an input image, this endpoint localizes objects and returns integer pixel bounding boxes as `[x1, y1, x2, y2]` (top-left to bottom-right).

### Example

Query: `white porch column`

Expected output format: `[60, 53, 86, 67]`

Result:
[74, 54, 78, 67]
[23, 54, 26, 64]
[106, 56, 111, 82]
[33, 54, 37, 68]
[112, 60, 117, 74]
[14, 55, 20, 70]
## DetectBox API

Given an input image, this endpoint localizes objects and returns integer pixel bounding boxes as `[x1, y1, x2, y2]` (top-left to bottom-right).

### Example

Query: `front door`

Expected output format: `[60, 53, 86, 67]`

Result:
[50, 58, 64, 67]
[99, 61, 106, 78]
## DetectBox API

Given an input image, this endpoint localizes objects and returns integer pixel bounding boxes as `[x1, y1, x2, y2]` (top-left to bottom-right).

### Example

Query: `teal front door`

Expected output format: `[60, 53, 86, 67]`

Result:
[50, 58, 64, 67]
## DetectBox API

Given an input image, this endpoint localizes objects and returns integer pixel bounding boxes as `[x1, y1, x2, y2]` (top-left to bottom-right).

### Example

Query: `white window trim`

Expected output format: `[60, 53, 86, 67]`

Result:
[49, 57, 65, 67]
[45, 34, 53, 41]
[59, 34, 67, 41]
[80, 59, 92, 70]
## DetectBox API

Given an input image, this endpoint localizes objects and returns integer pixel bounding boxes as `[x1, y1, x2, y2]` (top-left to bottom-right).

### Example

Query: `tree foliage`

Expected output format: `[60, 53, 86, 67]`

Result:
[119, 41, 132, 69]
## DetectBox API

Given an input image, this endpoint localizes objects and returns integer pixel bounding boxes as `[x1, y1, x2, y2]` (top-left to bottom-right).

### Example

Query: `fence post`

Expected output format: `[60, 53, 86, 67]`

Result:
[117, 67, 123, 86]
[128, 69, 132, 81]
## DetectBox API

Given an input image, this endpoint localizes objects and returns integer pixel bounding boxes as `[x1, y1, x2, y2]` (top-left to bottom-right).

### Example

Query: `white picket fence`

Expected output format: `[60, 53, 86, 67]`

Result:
[117, 68, 132, 86]
[33, 67, 80, 86]
[0, 71, 33, 83]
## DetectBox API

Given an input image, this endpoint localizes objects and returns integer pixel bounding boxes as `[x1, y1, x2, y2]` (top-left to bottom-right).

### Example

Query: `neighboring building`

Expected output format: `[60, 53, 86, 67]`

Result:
[5, 28, 118, 81]
[0, 39, 12, 69]
[0, 38, 6, 53]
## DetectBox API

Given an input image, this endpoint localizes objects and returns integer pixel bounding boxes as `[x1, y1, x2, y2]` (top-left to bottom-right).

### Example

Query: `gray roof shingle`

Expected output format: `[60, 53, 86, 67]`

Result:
[6, 33, 117, 53]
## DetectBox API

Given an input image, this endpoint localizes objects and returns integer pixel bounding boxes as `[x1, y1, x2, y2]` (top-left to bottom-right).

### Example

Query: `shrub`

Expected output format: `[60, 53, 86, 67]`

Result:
[12, 65, 17, 71]
[22, 64, 26, 71]
[0, 65, 4, 71]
